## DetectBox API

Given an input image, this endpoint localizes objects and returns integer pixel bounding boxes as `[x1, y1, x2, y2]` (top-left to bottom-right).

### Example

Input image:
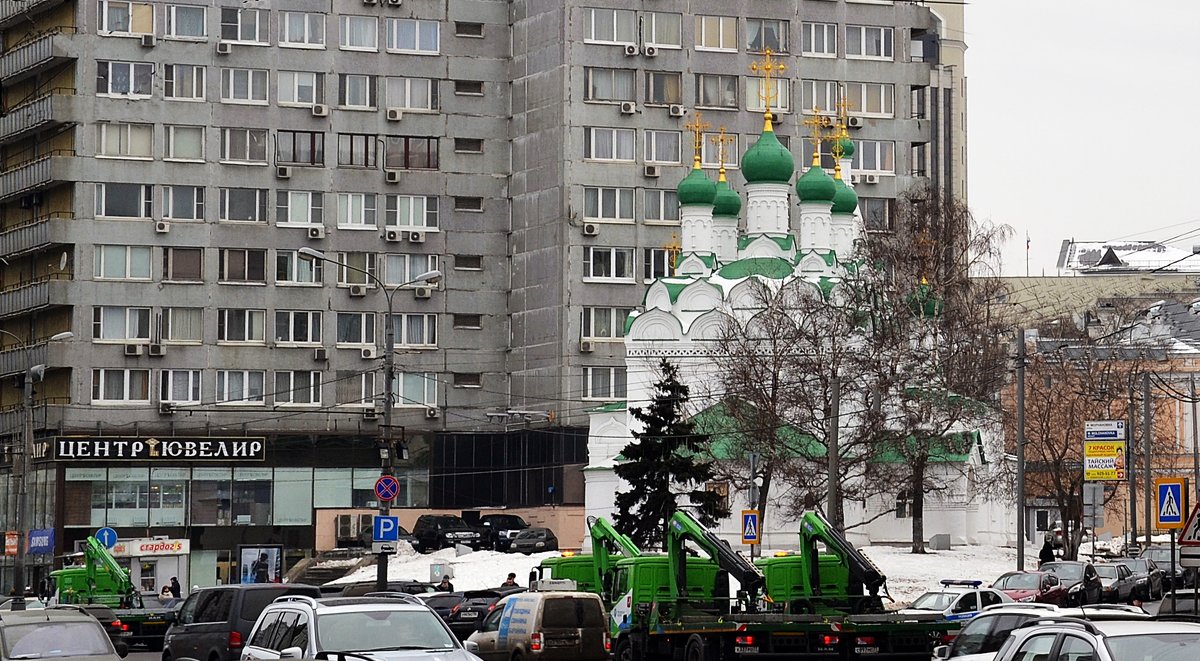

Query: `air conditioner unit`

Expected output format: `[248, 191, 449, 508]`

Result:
[385, 170, 401, 184]
[363, 0, 378, 4]
[384, 229, 403, 242]
[408, 230, 426, 243]
[644, 165, 661, 178]
[276, 166, 292, 179]
[159, 403, 175, 415]
[414, 286, 432, 299]
[668, 104, 685, 117]
[336, 514, 354, 539]
[386, 108, 404, 122]
[850, 174, 862, 185]
[425, 407, 441, 419]
[623, 44, 639, 56]
[386, 0, 402, 5]
[140, 34, 157, 48]
[644, 45, 658, 57]
[864, 173, 880, 184]
[307, 226, 325, 240]
[155, 221, 170, 233]
[582, 222, 599, 236]
[124, 344, 144, 357]
[216, 41, 233, 55]
[848, 116, 866, 129]
[147, 343, 165, 357]
[619, 101, 637, 115]
[311, 104, 329, 117]
[361, 347, 379, 359]
[313, 347, 329, 361]
[349, 284, 368, 297]
[580, 340, 595, 353]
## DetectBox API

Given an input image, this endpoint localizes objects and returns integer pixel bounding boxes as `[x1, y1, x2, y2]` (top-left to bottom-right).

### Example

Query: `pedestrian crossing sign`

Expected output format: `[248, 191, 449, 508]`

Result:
[742, 510, 760, 545]
[1155, 478, 1186, 530]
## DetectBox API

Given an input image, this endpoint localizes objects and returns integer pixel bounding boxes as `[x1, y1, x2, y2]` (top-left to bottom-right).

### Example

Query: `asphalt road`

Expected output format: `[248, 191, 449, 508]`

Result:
[128, 652, 161, 661]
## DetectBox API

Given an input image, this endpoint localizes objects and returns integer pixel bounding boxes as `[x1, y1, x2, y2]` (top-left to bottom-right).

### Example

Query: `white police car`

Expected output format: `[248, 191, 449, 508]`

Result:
[902, 579, 1012, 622]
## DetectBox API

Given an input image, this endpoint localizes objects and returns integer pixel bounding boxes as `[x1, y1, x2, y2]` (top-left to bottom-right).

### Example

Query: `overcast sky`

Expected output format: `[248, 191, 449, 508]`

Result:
[966, 0, 1200, 276]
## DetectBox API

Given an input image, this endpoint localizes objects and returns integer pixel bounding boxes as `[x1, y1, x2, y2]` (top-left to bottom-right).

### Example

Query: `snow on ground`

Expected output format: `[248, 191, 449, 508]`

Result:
[328, 542, 560, 589]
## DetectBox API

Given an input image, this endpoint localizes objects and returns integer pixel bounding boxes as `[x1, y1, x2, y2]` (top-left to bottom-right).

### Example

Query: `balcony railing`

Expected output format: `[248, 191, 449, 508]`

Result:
[0, 274, 69, 319]
[0, 343, 48, 379]
[0, 212, 71, 259]
[0, 92, 71, 145]
[0, 150, 73, 203]
[0, 30, 73, 84]
[0, 0, 70, 30]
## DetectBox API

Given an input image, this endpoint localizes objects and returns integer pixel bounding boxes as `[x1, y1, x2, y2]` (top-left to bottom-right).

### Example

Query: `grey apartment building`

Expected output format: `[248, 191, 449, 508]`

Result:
[0, 0, 964, 586]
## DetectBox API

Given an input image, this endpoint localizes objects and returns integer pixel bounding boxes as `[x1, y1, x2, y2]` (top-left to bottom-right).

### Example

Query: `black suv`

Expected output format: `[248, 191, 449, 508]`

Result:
[413, 514, 482, 551]
[476, 514, 530, 551]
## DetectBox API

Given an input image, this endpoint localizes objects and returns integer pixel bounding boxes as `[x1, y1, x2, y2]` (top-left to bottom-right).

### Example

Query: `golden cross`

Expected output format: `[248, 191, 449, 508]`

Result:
[749, 48, 786, 114]
[709, 126, 736, 170]
[682, 111, 711, 163]
[802, 107, 832, 165]
[664, 233, 682, 271]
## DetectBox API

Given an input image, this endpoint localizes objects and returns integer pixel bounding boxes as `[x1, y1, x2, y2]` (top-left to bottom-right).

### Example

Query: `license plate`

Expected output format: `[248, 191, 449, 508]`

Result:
[735, 647, 758, 654]
[462, 611, 478, 618]
[855, 647, 879, 655]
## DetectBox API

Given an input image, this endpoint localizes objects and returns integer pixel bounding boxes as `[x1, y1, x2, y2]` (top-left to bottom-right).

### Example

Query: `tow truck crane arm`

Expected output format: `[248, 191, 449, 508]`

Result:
[800, 510, 887, 599]
[588, 515, 641, 592]
[667, 510, 765, 611]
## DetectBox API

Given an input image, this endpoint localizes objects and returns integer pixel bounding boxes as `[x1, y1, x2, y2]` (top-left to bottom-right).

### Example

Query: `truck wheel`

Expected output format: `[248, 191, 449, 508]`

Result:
[615, 637, 636, 661]
[685, 635, 717, 661]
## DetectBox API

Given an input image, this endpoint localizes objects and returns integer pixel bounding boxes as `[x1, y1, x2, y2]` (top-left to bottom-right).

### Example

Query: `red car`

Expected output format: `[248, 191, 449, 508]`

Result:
[991, 570, 1068, 605]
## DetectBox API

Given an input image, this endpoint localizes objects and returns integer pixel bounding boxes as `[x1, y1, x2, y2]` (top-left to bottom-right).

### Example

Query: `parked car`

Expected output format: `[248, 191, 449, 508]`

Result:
[1094, 563, 1137, 603]
[511, 527, 559, 554]
[52, 603, 132, 647]
[1114, 556, 1165, 601]
[475, 514, 531, 551]
[0, 607, 129, 659]
[901, 580, 1011, 622]
[931, 603, 1149, 660]
[446, 588, 527, 639]
[240, 594, 479, 661]
[1039, 561, 1103, 606]
[338, 580, 436, 597]
[1141, 545, 1197, 589]
[413, 514, 483, 551]
[468, 590, 608, 661]
[1157, 587, 1200, 615]
[991, 571, 1068, 605]
[988, 616, 1200, 661]
[162, 583, 321, 661]
[419, 591, 467, 621]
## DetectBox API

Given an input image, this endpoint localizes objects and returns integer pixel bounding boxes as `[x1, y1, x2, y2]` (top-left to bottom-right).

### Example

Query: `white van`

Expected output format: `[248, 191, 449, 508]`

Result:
[467, 590, 607, 661]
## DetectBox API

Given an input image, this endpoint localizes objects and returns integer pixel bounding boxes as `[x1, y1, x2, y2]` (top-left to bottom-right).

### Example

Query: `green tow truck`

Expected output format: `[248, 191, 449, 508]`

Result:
[50, 536, 177, 650]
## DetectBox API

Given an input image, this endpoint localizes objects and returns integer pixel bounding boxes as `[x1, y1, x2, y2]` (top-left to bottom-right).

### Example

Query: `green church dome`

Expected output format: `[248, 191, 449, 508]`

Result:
[676, 160, 717, 206]
[795, 164, 836, 203]
[838, 136, 856, 159]
[831, 176, 858, 214]
[712, 172, 741, 217]
[741, 117, 795, 185]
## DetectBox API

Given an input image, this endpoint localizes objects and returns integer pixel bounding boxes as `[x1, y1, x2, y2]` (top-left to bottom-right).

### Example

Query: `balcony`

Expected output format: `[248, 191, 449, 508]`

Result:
[0, 0, 70, 30]
[0, 213, 71, 259]
[0, 92, 72, 145]
[0, 151, 73, 203]
[0, 343, 48, 379]
[0, 275, 70, 320]
[0, 31, 74, 85]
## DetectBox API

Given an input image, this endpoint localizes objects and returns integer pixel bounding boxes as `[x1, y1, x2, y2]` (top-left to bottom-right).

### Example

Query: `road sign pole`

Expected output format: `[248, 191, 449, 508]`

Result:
[1171, 528, 1177, 599]
[1144, 373, 1153, 547]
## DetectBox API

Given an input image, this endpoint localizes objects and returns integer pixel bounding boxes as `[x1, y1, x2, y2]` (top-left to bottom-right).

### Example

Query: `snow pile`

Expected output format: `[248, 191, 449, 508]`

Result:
[328, 543, 559, 588]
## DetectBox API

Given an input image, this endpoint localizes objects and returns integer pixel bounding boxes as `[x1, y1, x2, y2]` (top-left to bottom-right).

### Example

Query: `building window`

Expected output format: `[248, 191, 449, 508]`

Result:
[393, 372, 438, 407]
[896, 489, 912, 518]
[643, 248, 676, 281]
[453, 373, 482, 388]
[276, 371, 322, 405]
[846, 25, 893, 60]
[584, 187, 634, 222]
[583, 247, 635, 281]
[335, 371, 376, 407]
[337, 252, 378, 286]
[340, 15, 378, 51]
[385, 195, 438, 228]
[220, 7, 266, 44]
[278, 71, 323, 107]
[97, 61, 153, 97]
[92, 306, 151, 342]
[384, 254, 439, 286]
[860, 198, 895, 232]
[454, 80, 484, 96]
[645, 72, 682, 106]
[584, 127, 635, 162]
[96, 122, 152, 159]
[454, 138, 483, 153]
[747, 78, 790, 113]
[582, 307, 632, 340]
[385, 77, 439, 111]
[277, 191, 323, 226]
[696, 74, 737, 109]
[95, 183, 152, 219]
[585, 68, 635, 103]
[747, 18, 787, 53]
[337, 193, 378, 228]
[275, 310, 322, 344]
[220, 128, 268, 164]
[845, 82, 895, 117]
[852, 140, 896, 173]
[163, 307, 202, 343]
[98, 1, 153, 36]
[386, 18, 439, 53]
[452, 314, 482, 329]
[453, 196, 483, 212]
[338, 74, 377, 109]
[166, 5, 206, 39]
[455, 255, 482, 270]
[802, 22, 837, 57]
[217, 308, 266, 342]
[384, 136, 439, 170]
[800, 137, 836, 169]
[644, 130, 681, 164]
[163, 247, 204, 282]
[336, 312, 376, 345]
[161, 370, 202, 404]
[644, 190, 679, 224]
[695, 15, 737, 51]
[643, 12, 681, 48]
[276, 130, 325, 166]
[802, 80, 840, 116]
[584, 8, 636, 44]
[276, 250, 323, 285]
[1035, 510, 1051, 532]
[218, 249, 267, 284]
[163, 185, 205, 220]
[220, 68, 269, 104]
[337, 133, 378, 168]
[701, 133, 739, 168]
[582, 366, 627, 400]
[281, 11, 325, 48]
[219, 188, 268, 222]
[164, 125, 204, 161]
[93, 369, 151, 403]
[94, 245, 151, 280]
[454, 22, 483, 38]
[216, 370, 266, 404]
[393, 313, 437, 347]
[164, 64, 205, 101]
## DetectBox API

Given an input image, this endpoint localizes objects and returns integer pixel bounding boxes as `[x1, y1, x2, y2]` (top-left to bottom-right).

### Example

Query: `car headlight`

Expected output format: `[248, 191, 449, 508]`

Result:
[1019, 596, 1035, 602]
[1069, 584, 1081, 593]
[1136, 578, 1148, 584]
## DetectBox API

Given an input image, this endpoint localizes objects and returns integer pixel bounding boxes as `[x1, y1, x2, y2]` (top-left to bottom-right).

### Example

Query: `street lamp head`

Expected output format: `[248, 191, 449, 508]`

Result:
[298, 247, 326, 261]
[49, 331, 74, 342]
[414, 269, 442, 285]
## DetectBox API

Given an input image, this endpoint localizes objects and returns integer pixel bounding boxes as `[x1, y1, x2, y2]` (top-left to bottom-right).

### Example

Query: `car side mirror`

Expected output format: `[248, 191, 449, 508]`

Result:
[932, 645, 951, 659]
[465, 641, 480, 652]
[280, 647, 304, 659]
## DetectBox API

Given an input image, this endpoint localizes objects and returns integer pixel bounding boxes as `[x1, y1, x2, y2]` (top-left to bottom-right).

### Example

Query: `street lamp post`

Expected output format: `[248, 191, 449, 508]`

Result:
[297, 248, 440, 592]
[0, 329, 73, 609]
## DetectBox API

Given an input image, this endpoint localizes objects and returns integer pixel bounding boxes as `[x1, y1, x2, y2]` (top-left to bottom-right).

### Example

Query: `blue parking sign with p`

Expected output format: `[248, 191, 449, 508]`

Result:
[373, 515, 399, 542]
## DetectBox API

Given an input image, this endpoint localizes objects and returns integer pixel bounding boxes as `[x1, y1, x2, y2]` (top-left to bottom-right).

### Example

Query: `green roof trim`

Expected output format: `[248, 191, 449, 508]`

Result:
[816, 276, 837, 300]
[737, 234, 796, 252]
[717, 257, 794, 280]
[676, 252, 717, 269]
[588, 401, 628, 413]
[663, 281, 689, 303]
[871, 430, 982, 464]
[690, 401, 824, 460]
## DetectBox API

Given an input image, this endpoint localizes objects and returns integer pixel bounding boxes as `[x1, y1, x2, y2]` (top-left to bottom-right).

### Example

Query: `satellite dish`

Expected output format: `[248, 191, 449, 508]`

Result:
[58, 252, 68, 271]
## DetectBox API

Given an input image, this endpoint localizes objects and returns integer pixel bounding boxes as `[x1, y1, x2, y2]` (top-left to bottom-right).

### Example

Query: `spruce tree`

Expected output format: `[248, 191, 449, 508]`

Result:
[613, 359, 730, 549]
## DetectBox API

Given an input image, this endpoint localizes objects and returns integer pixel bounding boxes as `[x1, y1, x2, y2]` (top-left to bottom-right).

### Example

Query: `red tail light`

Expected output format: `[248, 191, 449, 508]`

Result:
[531, 632, 544, 651]
[604, 632, 611, 652]
[112, 619, 129, 632]
[228, 631, 243, 649]
[735, 636, 756, 645]
[821, 635, 839, 646]
[450, 603, 463, 615]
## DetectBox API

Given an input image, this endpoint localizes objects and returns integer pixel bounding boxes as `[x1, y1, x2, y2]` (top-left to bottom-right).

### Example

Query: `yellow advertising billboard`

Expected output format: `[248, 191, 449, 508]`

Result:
[1083, 440, 1127, 481]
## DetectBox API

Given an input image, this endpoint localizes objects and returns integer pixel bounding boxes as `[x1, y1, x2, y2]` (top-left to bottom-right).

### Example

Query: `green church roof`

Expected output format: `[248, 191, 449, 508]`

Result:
[907, 282, 944, 318]
[741, 116, 795, 185]
[676, 160, 717, 206]
[712, 174, 742, 217]
[717, 256, 794, 280]
[796, 164, 837, 203]
[838, 136, 856, 159]
[737, 233, 795, 252]
[831, 176, 859, 214]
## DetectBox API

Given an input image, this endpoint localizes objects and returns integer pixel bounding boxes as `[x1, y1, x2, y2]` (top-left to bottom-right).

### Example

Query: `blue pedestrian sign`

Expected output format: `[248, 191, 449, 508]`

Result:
[374, 475, 400, 503]
[373, 515, 400, 542]
[1156, 478, 1186, 530]
[95, 527, 118, 549]
[741, 510, 760, 545]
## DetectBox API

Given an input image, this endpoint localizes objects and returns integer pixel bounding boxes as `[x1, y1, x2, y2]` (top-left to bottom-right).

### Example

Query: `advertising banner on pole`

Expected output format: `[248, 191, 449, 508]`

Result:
[1083, 440, 1126, 481]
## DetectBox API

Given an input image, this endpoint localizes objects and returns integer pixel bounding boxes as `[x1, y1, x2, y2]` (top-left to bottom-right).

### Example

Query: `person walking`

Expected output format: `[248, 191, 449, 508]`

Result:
[1039, 539, 1056, 566]
[169, 577, 182, 598]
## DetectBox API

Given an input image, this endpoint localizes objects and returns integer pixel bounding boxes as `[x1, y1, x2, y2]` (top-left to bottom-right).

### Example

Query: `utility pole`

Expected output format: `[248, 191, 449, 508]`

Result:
[1192, 375, 1199, 502]
[1143, 372, 1153, 542]
[1129, 382, 1137, 549]
[12, 371, 33, 608]
[827, 375, 841, 531]
[1015, 330, 1026, 570]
